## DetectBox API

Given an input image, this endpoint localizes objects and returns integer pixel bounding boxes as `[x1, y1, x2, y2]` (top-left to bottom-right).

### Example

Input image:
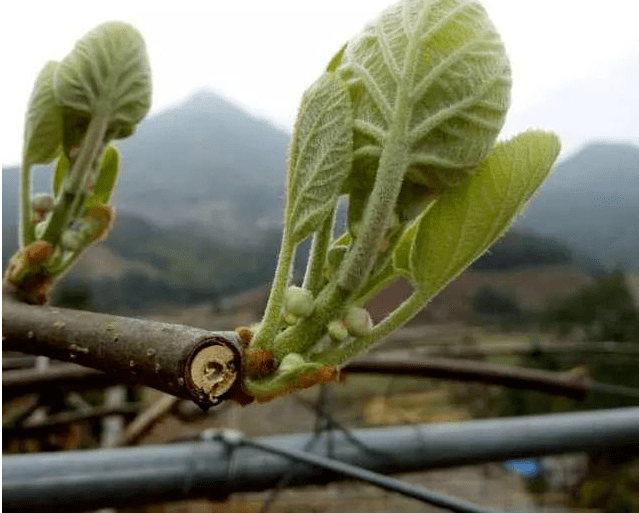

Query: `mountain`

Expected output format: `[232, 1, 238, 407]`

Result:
[112, 91, 290, 241]
[516, 142, 639, 271]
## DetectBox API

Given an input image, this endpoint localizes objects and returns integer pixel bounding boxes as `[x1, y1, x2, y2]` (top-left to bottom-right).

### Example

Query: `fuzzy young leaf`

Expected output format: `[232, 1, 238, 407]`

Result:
[54, 21, 151, 130]
[410, 130, 561, 297]
[393, 216, 421, 275]
[287, 72, 353, 244]
[88, 145, 119, 205]
[326, 44, 347, 72]
[337, 0, 511, 191]
[52, 153, 70, 196]
[23, 61, 63, 165]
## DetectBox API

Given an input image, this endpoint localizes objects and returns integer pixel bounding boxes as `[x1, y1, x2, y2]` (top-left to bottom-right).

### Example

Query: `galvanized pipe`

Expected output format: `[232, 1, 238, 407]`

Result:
[4, 407, 639, 511]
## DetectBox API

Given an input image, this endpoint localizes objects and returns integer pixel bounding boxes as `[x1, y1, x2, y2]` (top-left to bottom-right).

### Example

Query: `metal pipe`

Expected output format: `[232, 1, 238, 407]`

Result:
[241, 437, 498, 513]
[4, 407, 639, 511]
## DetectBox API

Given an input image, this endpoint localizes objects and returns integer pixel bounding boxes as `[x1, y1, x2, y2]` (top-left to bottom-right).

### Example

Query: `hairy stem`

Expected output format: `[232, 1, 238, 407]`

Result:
[270, 55, 417, 365]
[303, 208, 335, 296]
[251, 229, 296, 351]
[19, 158, 34, 248]
[41, 111, 109, 247]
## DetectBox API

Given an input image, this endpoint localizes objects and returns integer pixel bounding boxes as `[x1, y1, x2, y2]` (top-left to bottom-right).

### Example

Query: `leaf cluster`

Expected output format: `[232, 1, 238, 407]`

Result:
[6, 21, 151, 304]
[245, 0, 561, 400]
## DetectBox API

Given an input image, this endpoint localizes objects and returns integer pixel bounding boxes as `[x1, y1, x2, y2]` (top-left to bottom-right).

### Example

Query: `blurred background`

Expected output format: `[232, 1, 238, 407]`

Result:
[2, 1, 638, 511]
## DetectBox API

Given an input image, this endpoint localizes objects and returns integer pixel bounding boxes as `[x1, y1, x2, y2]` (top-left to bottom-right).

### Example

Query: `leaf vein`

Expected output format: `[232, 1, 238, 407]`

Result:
[411, 38, 494, 101]
[346, 63, 394, 123]
[353, 119, 387, 143]
[375, 23, 401, 83]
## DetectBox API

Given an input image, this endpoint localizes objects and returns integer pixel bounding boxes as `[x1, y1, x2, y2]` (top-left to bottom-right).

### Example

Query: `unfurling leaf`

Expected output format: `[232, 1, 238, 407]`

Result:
[393, 216, 421, 275]
[287, 72, 353, 244]
[23, 61, 63, 165]
[54, 21, 152, 130]
[337, 0, 511, 191]
[410, 130, 561, 297]
[88, 144, 120, 206]
[52, 153, 70, 195]
[326, 44, 347, 72]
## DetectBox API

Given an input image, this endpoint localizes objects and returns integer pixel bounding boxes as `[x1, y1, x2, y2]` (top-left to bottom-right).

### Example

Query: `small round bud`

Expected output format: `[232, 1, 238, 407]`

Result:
[283, 311, 299, 325]
[284, 286, 314, 318]
[60, 230, 84, 252]
[328, 320, 349, 342]
[279, 353, 306, 372]
[344, 306, 373, 337]
[31, 193, 54, 213]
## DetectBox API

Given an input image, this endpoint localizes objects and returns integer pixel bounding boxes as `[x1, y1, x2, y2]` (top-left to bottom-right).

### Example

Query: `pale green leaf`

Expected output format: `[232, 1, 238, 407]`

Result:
[53, 153, 70, 196]
[337, 0, 511, 190]
[393, 215, 421, 275]
[23, 61, 63, 165]
[410, 130, 561, 297]
[326, 44, 347, 72]
[88, 144, 120, 205]
[287, 72, 353, 244]
[54, 21, 151, 129]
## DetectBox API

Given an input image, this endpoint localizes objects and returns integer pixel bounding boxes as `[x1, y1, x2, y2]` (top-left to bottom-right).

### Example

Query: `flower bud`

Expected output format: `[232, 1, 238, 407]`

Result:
[284, 286, 314, 318]
[81, 204, 114, 242]
[31, 193, 54, 213]
[279, 353, 306, 372]
[60, 230, 84, 252]
[328, 320, 349, 342]
[344, 306, 373, 337]
[283, 311, 299, 325]
[32, 193, 55, 223]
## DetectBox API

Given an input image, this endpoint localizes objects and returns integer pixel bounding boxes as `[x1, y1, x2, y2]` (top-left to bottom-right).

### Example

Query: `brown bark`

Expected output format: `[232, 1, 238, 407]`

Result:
[344, 355, 591, 399]
[2, 292, 243, 408]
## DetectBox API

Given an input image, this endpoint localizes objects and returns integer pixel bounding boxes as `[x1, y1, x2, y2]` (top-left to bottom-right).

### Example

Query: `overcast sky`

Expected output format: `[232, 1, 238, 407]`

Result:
[2, 0, 638, 167]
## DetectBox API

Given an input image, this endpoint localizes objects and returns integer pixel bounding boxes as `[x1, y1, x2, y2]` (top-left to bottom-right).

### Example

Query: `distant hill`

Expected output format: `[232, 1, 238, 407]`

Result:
[516, 142, 639, 271]
[471, 231, 573, 271]
[112, 91, 290, 241]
